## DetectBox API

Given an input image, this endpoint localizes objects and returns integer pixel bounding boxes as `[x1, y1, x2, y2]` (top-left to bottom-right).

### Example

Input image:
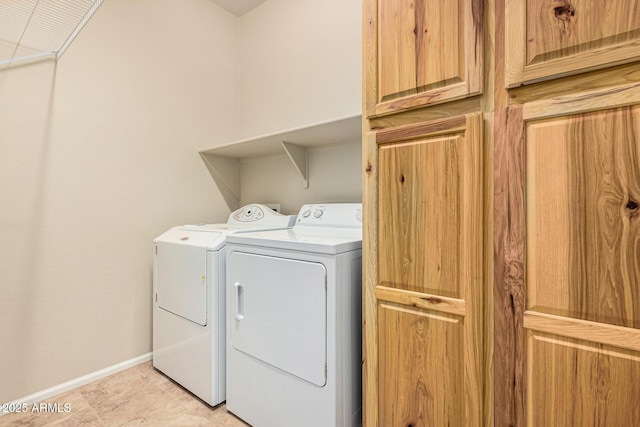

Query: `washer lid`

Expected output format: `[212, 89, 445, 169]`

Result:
[154, 227, 225, 249]
[226, 227, 362, 254]
[153, 204, 297, 251]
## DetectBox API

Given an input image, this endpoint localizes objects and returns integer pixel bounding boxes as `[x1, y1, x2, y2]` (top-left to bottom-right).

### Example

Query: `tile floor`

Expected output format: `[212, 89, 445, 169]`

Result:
[0, 362, 248, 426]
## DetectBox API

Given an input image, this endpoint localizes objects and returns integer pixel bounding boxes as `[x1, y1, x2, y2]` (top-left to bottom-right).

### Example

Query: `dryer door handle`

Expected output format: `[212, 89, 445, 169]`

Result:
[234, 282, 244, 321]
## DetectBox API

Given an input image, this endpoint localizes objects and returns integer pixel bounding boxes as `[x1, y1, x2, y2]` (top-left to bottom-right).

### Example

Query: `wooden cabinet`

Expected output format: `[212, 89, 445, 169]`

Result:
[364, 1, 640, 426]
[377, 116, 482, 298]
[495, 84, 640, 427]
[505, 0, 640, 87]
[364, 0, 483, 117]
[378, 305, 464, 426]
[363, 114, 485, 426]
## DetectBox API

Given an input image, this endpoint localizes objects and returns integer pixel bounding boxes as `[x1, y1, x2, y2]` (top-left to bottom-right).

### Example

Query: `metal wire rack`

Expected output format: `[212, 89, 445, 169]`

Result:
[0, 0, 105, 66]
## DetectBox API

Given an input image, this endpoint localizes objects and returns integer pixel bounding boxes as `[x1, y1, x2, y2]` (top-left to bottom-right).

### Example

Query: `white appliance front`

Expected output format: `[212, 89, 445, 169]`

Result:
[226, 204, 362, 427]
[152, 204, 296, 407]
[226, 246, 362, 427]
[229, 252, 327, 387]
[153, 244, 225, 406]
[155, 228, 222, 326]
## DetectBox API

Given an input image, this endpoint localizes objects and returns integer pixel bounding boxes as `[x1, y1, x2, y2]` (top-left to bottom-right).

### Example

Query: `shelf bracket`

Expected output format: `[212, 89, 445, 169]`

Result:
[199, 153, 240, 211]
[281, 141, 308, 188]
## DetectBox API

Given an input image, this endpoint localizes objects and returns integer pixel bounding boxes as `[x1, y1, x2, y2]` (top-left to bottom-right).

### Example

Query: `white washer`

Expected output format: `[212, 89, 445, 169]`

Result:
[152, 204, 296, 406]
[225, 203, 363, 427]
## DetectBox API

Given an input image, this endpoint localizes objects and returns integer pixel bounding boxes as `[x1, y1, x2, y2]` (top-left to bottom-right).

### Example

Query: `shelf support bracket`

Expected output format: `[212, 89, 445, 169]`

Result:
[199, 153, 240, 211]
[281, 141, 308, 188]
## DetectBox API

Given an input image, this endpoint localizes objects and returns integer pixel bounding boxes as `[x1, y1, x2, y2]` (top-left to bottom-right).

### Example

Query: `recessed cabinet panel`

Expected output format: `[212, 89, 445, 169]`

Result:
[526, 108, 640, 328]
[527, 332, 640, 426]
[506, 0, 640, 86]
[377, 120, 481, 299]
[378, 0, 463, 101]
[365, 114, 484, 427]
[378, 136, 463, 297]
[496, 90, 640, 426]
[365, 0, 482, 117]
[378, 304, 464, 426]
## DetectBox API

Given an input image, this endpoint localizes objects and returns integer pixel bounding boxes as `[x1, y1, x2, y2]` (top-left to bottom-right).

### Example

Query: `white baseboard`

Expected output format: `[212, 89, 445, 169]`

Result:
[1, 352, 153, 416]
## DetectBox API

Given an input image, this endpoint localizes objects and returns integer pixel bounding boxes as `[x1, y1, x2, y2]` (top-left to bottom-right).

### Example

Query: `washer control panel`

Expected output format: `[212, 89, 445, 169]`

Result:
[228, 204, 297, 227]
[295, 203, 363, 228]
[232, 205, 265, 222]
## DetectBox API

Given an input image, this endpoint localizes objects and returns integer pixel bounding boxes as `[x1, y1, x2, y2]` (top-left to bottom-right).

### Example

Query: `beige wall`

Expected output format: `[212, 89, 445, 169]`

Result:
[0, 0, 362, 404]
[239, 140, 362, 214]
[237, 0, 362, 140]
[235, 0, 363, 212]
[0, 0, 237, 403]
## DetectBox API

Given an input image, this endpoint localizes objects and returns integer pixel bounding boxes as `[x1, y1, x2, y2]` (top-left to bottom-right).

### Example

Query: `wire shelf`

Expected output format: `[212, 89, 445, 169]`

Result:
[0, 0, 105, 66]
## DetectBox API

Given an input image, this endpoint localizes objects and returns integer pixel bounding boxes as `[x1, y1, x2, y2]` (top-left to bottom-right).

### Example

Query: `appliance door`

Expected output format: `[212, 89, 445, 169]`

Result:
[156, 232, 220, 326]
[229, 251, 327, 387]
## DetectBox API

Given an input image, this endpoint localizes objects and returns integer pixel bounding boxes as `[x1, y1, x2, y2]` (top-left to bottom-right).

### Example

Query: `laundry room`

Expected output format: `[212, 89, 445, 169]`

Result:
[0, 0, 361, 424]
[5, 0, 640, 425]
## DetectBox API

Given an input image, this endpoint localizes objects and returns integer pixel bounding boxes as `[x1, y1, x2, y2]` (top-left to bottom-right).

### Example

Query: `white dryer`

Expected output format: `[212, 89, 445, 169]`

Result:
[225, 203, 363, 427]
[152, 204, 296, 406]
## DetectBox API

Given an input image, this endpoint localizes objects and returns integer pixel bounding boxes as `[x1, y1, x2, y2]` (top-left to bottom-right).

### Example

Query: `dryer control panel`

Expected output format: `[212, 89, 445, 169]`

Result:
[296, 203, 363, 228]
[228, 204, 297, 228]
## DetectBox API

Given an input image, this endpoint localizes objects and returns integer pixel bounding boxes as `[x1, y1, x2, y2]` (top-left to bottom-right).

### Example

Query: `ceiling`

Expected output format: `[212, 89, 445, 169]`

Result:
[0, 0, 266, 66]
[209, 0, 266, 16]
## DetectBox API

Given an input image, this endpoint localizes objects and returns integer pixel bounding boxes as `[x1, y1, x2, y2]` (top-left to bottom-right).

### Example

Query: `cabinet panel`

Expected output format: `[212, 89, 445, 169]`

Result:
[526, 107, 640, 328]
[363, 113, 484, 427]
[378, 304, 463, 427]
[378, 132, 475, 298]
[495, 87, 640, 427]
[378, 0, 462, 101]
[365, 0, 482, 117]
[527, 332, 640, 426]
[506, 0, 640, 87]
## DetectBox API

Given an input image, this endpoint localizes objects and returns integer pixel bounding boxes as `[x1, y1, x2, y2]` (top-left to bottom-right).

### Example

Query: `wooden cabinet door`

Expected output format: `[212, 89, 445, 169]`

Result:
[495, 85, 640, 426]
[363, 113, 484, 426]
[505, 0, 640, 87]
[364, 0, 483, 118]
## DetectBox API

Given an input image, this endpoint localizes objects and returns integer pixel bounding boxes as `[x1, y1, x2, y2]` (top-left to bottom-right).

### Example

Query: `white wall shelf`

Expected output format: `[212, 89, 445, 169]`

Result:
[199, 114, 362, 210]
[0, 0, 105, 67]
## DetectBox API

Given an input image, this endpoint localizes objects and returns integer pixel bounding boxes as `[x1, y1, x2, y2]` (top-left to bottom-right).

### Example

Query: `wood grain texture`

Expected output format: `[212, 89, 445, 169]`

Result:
[376, 115, 466, 144]
[378, 0, 462, 100]
[373, 113, 484, 426]
[509, 63, 640, 107]
[362, 131, 379, 427]
[463, 113, 485, 427]
[522, 80, 640, 121]
[486, 0, 504, 422]
[363, 0, 378, 121]
[369, 97, 482, 132]
[365, 0, 483, 117]
[526, 107, 640, 328]
[506, 0, 640, 87]
[375, 285, 466, 316]
[496, 91, 640, 427]
[378, 304, 464, 427]
[526, 0, 640, 65]
[527, 332, 640, 426]
[378, 130, 477, 297]
[493, 105, 526, 427]
[504, 0, 527, 87]
[524, 312, 640, 353]
[377, 134, 462, 296]
[482, 3, 497, 413]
